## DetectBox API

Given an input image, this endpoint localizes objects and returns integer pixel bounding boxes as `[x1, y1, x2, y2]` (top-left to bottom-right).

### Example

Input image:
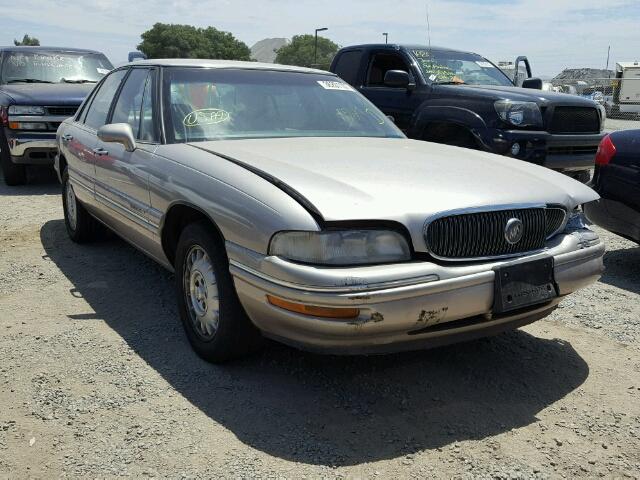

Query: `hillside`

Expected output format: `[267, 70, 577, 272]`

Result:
[250, 38, 289, 63]
[552, 68, 613, 84]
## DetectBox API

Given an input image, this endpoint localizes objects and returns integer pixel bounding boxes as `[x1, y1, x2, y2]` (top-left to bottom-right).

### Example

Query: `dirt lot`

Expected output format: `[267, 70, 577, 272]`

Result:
[1, 168, 639, 479]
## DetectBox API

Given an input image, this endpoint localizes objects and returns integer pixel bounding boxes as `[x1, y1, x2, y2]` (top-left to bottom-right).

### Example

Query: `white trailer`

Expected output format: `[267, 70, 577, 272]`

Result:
[615, 62, 640, 114]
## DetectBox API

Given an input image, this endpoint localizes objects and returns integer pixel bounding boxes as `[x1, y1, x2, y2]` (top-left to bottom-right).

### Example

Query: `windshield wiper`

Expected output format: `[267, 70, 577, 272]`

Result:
[7, 78, 54, 84]
[434, 81, 466, 85]
[61, 78, 96, 84]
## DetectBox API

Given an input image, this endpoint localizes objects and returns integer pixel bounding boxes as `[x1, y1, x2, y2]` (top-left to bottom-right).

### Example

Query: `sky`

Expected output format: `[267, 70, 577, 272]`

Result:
[1, 0, 638, 77]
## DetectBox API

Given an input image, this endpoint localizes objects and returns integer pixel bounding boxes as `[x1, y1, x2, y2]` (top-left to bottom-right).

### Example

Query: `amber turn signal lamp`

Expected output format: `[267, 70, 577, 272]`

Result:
[266, 295, 360, 319]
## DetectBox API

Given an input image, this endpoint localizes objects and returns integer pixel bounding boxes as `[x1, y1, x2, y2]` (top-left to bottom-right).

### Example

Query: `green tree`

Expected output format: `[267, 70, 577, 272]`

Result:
[14, 34, 40, 46]
[275, 34, 339, 70]
[137, 23, 250, 60]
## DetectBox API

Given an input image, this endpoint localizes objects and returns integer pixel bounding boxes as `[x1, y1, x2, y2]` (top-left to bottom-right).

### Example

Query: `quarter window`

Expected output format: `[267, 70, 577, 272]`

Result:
[84, 69, 127, 130]
[111, 68, 150, 139]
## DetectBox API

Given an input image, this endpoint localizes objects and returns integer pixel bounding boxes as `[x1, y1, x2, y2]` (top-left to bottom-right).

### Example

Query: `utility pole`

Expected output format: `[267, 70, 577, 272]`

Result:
[314, 27, 328, 67]
[606, 45, 611, 78]
[383, 32, 388, 44]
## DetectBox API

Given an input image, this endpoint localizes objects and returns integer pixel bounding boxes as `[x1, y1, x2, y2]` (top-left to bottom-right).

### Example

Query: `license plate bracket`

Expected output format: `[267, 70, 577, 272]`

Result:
[493, 257, 557, 314]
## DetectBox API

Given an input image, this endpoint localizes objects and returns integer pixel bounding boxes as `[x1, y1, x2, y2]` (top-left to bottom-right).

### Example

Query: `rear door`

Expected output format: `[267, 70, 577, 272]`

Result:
[358, 50, 421, 131]
[63, 70, 127, 206]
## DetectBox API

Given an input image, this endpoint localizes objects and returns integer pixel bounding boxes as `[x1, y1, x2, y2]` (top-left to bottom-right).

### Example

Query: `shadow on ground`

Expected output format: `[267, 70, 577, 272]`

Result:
[0, 167, 59, 196]
[600, 244, 640, 295]
[41, 219, 589, 466]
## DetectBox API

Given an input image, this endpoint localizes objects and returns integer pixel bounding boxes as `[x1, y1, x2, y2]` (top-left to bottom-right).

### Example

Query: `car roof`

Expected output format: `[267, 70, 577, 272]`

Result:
[339, 44, 482, 56]
[0, 46, 104, 55]
[124, 58, 334, 75]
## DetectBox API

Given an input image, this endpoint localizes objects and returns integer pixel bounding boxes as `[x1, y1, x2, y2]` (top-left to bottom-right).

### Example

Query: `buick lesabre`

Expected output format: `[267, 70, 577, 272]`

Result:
[55, 59, 605, 362]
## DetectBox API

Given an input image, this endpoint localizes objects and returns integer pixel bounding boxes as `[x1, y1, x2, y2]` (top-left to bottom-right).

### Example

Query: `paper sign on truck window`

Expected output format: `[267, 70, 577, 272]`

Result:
[317, 80, 354, 91]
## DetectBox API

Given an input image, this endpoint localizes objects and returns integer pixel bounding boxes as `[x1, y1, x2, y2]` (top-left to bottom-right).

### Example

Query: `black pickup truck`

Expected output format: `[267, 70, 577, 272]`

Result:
[0, 46, 113, 185]
[330, 44, 606, 182]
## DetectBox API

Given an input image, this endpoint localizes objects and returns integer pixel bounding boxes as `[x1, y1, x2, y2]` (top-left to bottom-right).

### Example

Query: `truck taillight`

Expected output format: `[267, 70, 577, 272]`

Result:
[0, 106, 8, 126]
[595, 134, 616, 166]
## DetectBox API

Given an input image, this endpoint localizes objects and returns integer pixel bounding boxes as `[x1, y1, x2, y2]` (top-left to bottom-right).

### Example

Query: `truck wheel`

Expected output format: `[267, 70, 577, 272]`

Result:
[62, 168, 100, 242]
[175, 221, 262, 363]
[0, 138, 26, 186]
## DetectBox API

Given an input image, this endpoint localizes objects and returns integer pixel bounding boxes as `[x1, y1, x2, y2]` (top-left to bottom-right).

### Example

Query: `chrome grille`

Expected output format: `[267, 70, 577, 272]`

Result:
[46, 106, 78, 117]
[424, 207, 567, 260]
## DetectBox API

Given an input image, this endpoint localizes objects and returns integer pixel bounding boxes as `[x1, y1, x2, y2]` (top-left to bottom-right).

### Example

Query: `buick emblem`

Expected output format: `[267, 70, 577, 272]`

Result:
[504, 218, 524, 245]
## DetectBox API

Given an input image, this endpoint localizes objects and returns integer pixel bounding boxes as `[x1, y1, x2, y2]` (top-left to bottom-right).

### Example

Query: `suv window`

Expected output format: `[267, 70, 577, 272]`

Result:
[366, 53, 410, 87]
[333, 50, 362, 86]
[84, 69, 127, 130]
[111, 68, 150, 139]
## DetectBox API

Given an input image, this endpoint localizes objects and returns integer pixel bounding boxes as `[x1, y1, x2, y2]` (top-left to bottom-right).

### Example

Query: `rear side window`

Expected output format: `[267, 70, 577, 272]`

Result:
[333, 50, 362, 86]
[111, 68, 150, 138]
[84, 69, 127, 130]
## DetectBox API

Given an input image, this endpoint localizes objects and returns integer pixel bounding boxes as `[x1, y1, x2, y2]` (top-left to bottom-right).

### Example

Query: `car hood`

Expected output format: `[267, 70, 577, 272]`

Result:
[191, 137, 598, 225]
[0, 83, 94, 105]
[433, 84, 598, 107]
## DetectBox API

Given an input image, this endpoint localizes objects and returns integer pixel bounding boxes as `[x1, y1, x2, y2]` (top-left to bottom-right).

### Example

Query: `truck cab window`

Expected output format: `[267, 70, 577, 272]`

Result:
[366, 54, 410, 87]
[333, 50, 363, 86]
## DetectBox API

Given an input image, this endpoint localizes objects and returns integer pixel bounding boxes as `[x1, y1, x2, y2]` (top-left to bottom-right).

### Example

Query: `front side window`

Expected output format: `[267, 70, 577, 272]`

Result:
[366, 53, 411, 87]
[411, 49, 513, 86]
[1, 51, 113, 84]
[111, 68, 151, 139]
[163, 68, 404, 144]
[84, 69, 127, 130]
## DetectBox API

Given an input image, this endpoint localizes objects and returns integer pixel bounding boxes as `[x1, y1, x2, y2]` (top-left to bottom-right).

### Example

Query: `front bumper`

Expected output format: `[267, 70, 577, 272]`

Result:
[228, 232, 605, 354]
[489, 130, 605, 172]
[4, 129, 57, 165]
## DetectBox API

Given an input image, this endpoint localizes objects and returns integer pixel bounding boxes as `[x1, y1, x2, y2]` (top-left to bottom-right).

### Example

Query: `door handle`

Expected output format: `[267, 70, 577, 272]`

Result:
[61, 133, 73, 142]
[92, 147, 108, 156]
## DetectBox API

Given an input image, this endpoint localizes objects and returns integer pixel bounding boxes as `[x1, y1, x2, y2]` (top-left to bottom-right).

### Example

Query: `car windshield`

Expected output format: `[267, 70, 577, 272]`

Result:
[163, 68, 404, 143]
[1, 51, 113, 84]
[410, 49, 514, 87]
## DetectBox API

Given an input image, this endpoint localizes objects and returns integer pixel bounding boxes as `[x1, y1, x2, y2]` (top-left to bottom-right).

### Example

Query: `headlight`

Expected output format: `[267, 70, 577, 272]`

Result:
[8, 105, 45, 115]
[563, 209, 600, 248]
[269, 230, 411, 265]
[8, 121, 48, 130]
[494, 100, 543, 128]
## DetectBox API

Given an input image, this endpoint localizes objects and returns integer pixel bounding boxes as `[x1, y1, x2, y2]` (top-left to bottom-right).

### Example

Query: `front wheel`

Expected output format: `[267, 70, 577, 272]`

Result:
[1, 144, 26, 186]
[175, 221, 262, 363]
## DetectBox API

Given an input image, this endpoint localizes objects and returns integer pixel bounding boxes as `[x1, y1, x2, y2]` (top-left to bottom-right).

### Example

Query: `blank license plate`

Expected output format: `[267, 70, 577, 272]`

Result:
[493, 257, 557, 314]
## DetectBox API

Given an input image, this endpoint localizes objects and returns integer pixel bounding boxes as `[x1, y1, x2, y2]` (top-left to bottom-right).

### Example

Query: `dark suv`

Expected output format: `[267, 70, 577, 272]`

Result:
[0, 46, 113, 185]
[330, 44, 606, 182]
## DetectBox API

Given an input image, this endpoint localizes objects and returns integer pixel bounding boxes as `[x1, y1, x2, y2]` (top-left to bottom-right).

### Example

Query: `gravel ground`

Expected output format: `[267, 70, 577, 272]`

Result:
[1, 168, 639, 479]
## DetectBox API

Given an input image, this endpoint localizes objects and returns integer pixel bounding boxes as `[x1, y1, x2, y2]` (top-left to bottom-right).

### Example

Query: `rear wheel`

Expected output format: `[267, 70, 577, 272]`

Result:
[0, 137, 26, 186]
[175, 221, 262, 363]
[62, 168, 100, 242]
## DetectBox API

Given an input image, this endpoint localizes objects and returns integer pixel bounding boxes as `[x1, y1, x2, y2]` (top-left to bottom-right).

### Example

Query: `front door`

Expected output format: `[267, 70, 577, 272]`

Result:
[358, 51, 423, 132]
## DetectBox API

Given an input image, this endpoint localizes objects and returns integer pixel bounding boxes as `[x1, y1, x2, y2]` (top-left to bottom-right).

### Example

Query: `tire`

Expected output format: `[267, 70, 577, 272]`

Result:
[61, 168, 100, 243]
[0, 137, 26, 186]
[175, 221, 262, 363]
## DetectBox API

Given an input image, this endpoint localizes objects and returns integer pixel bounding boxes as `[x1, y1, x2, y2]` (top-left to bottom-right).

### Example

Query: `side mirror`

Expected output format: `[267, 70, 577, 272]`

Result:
[522, 77, 543, 90]
[97, 123, 136, 152]
[384, 70, 411, 88]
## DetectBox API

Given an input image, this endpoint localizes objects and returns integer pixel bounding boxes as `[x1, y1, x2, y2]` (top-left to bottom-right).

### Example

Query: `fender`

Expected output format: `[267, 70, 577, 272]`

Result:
[409, 105, 490, 149]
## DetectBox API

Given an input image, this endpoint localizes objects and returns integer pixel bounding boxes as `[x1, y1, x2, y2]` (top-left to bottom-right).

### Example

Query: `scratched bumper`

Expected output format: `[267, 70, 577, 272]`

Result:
[228, 231, 605, 354]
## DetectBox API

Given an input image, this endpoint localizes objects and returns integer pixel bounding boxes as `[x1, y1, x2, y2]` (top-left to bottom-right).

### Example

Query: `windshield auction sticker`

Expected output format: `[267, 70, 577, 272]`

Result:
[317, 80, 354, 91]
[183, 108, 230, 127]
[476, 61, 494, 68]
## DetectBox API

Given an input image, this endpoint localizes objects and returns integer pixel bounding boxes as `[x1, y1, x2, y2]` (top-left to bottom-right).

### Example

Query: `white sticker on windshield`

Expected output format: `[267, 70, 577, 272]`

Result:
[429, 74, 437, 81]
[317, 80, 354, 91]
[476, 61, 494, 68]
[97, 67, 110, 74]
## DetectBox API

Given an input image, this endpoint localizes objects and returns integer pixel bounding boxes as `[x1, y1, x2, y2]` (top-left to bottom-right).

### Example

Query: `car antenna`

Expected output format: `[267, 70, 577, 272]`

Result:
[426, 2, 432, 52]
